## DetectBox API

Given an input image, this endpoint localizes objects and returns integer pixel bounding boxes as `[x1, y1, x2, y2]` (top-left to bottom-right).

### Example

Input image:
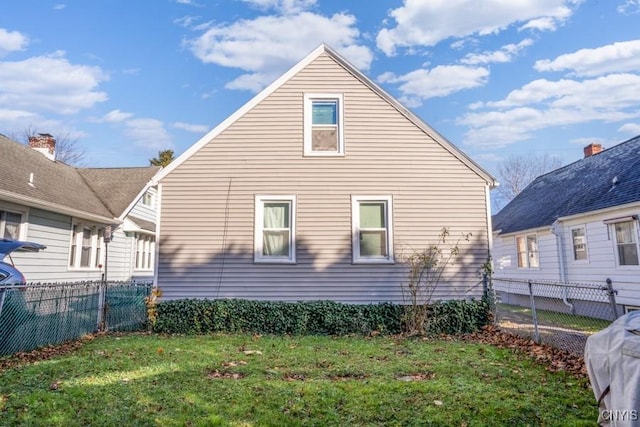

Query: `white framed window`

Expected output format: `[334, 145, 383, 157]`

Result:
[0, 208, 26, 240]
[254, 195, 296, 263]
[352, 196, 394, 264]
[135, 233, 155, 270]
[515, 234, 539, 268]
[304, 93, 344, 156]
[69, 224, 105, 269]
[571, 226, 588, 261]
[142, 191, 154, 207]
[613, 220, 639, 266]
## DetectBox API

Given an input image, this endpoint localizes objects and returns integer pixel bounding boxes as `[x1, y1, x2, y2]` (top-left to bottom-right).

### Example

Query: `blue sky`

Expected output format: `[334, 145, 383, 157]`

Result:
[1, 0, 639, 177]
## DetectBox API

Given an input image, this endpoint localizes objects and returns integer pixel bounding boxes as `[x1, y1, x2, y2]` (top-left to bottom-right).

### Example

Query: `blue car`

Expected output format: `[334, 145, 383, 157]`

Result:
[0, 239, 46, 285]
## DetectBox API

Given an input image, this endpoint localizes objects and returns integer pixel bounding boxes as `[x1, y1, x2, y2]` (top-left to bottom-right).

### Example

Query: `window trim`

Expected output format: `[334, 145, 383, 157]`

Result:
[515, 233, 539, 269]
[351, 195, 394, 264]
[141, 191, 155, 207]
[612, 219, 640, 267]
[68, 223, 105, 270]
[570, 225, 589, 263]
[0, 205, 28, 240]
[303, 93, 345, 157]
[254, 195, 296, 264]
[134, 232, 155, 271]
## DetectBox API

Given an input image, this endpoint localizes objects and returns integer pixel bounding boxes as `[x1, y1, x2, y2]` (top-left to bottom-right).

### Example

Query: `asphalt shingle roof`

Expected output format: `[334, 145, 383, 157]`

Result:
[0, 134, 159, 220]
[493, 135, 640, 235]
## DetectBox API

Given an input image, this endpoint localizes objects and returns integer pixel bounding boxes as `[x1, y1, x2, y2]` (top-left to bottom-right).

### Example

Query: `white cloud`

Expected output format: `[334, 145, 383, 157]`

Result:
[101, 109, 133, 123]
[459, 73, 640, 148]
[53, 4, 66, 10]
[174, 15, 201, 28]
[376, 0, 578, 56]
[241, 0, 316, 14]
[379, 65, 489, 107]
[461, 39, 533, 65]
[0, 51, 108, 114]
[0, 28, 29, 57]
[186, 12, 371, 92]
[124, 118, 173, 150]
[534, 40, 640, 76]
[518, 17, 558, 31]
[618, 0, 640, 14]
[173, 121, 209, 133]
[176, 0, 202, 6]
[618, 122, 640, 135]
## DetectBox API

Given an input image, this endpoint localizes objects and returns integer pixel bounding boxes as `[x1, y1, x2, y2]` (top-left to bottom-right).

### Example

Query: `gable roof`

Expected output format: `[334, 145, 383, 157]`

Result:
[0, 134, 158, 223]
[78, 166, 160, 218]
[493, 135, 640, 235]
[152, 44, 496, 187]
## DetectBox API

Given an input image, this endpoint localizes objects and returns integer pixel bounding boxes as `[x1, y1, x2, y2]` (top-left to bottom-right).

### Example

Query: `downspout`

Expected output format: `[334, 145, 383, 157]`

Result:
[551, 220, 574, 313]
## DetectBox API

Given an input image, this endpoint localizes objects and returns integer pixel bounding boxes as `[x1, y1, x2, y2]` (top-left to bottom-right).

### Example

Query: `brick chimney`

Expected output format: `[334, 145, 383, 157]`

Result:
[583, 142, 603, 158]
[28, 133, 56, 161]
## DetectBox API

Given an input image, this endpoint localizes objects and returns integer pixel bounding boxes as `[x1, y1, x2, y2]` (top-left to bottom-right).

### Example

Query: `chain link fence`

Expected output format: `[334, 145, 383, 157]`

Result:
[0, 281, 152, 357]
[492, 277, 618, 355]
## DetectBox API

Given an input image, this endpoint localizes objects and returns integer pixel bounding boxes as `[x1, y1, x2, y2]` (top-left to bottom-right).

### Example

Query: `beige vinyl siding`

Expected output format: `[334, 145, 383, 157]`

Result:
[158, 52, 490, 303]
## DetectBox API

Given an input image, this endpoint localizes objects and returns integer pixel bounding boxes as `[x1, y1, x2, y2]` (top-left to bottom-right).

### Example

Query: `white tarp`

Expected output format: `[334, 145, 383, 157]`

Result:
[585, 311, 640, 426]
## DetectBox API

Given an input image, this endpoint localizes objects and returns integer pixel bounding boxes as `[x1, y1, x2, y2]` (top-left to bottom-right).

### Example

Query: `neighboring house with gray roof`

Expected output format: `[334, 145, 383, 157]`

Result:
[0, 133, 160, 283]
[492, 136, 640, 311]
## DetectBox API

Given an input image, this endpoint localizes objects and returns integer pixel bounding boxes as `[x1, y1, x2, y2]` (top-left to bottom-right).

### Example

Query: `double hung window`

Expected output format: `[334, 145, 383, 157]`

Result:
[571, 227, 588, 261]
[516, 234, 539, 268]
[69, 224, 105, 269]
[254, 196, 296, 263]
[0, 210, 23, 239]
[304, 94, 344, 156]
[614, 220, 639, 266]
[352, 196, 394, 263]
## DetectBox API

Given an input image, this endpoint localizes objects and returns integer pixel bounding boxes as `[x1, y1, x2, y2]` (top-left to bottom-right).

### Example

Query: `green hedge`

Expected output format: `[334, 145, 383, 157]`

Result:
[153, 298, 491, 336]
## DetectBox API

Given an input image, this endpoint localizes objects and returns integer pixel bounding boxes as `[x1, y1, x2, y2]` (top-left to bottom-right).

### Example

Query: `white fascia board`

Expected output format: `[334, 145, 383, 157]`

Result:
[0, 189, 121, 225]
[556, 201, 640, 223]
[152, 44, 328, 185]
[321, 45, 497, 188]
[496, 225, 554, 238]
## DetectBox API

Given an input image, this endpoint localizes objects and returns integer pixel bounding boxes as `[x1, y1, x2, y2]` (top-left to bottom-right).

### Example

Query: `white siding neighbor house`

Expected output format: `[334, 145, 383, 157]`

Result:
[0, 133, 159, 283]
[493, 137, 640, 312]
[152, 44, 497, 304]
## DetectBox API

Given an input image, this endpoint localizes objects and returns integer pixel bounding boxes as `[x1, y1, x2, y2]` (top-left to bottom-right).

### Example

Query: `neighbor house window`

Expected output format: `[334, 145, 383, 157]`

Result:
[254, 196, 296, 263]
[142, 191, 154, 207]
[614, 220, 639, 266]
[352, 196, 394, 263]
[0, 210, 24, 239]
[69, 224, 105, 269]
[135, 234, 155, 270]
[516, 234, 539, 268]
[304, 93, 344, 156]
[571, 227, 588, 261]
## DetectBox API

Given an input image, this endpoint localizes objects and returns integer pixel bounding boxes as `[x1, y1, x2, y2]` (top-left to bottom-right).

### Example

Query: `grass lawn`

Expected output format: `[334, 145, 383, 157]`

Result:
[498, 304, 610, 333]
[0, 333, 596, 426]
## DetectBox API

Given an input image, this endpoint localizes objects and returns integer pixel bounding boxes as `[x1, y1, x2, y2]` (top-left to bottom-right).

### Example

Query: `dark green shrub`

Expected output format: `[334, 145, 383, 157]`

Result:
[153, 298, 489, 336]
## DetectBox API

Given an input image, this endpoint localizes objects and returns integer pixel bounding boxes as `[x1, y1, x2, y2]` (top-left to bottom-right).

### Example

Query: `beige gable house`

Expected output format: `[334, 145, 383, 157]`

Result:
[152, 44, 497, 304]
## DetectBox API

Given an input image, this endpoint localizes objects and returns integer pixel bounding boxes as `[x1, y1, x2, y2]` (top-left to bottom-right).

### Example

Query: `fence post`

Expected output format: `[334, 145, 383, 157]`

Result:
[0, 288, 6, 319]
[97, 282, 107, 331]
[528, 280, 541, 344]
[605, 278, 619, 320]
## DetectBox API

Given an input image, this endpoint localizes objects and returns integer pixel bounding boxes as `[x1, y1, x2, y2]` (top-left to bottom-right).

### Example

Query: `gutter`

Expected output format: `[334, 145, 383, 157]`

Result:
[550, 220, 574, 314]
[0, 189, 121, 225]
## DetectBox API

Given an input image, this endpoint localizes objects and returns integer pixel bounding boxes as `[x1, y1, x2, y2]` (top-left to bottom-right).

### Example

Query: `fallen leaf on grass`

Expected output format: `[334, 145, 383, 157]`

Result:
[243, 350, 263, 356]
[207, 370, 246, 380]
[433, 400, 443, 406]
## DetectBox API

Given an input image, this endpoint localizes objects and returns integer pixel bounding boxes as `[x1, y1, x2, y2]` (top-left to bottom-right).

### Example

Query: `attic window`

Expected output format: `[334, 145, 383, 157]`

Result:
[304, 93, 344, 157]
